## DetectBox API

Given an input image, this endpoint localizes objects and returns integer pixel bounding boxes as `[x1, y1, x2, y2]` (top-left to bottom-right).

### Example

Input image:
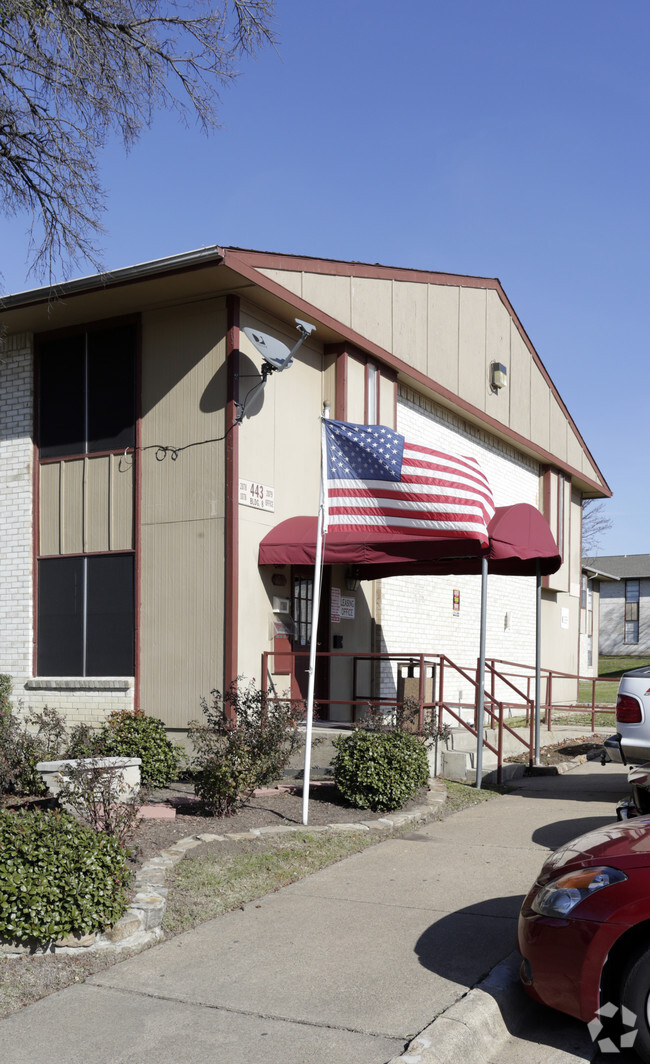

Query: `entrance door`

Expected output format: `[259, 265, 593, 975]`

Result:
[291, 567, 330, 716]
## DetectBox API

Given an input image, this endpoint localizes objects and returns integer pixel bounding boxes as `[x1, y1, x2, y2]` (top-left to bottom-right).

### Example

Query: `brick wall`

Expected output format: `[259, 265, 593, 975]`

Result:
[377, 390, 540, 715]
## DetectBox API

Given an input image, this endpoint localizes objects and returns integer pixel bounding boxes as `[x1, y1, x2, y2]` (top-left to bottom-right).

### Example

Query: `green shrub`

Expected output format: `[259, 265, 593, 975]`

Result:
[0, 809, 131, 945]
[333, 730, 429, 812]
[190, 681, 304, 816]
[97, 709, 182, 788]
[65, 722, 107, 760]
[0, 687, 67, 798]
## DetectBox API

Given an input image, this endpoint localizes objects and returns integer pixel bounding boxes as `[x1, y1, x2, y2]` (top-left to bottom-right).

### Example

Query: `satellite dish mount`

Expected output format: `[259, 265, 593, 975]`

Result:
[236, 318, 316, 422]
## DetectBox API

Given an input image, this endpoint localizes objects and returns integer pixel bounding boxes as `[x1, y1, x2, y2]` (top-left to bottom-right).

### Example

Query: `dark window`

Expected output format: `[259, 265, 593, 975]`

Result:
[38, 555, 134, 676]
[38, 324, 136, 458]
[625, 579, 640, 644]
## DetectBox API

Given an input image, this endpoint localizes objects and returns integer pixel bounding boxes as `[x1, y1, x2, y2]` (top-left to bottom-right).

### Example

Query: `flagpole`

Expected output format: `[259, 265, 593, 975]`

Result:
[302, 416, 328, 826]
[475, 555, 488, 790]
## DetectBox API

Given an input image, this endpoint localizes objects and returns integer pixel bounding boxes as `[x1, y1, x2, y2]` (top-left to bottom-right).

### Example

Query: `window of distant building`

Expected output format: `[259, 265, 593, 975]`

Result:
[625, 579, 640, 644]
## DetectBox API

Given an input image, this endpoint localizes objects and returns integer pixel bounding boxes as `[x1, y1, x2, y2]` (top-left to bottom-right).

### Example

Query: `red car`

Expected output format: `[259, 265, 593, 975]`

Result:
[519, 815, 650, 1060]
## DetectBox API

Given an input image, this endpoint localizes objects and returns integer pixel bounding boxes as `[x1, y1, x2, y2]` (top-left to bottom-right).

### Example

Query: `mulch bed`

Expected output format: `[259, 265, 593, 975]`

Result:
[130, 781, 429, 863]
[505, 734, 605, 767]
[2, 781, 432, 867]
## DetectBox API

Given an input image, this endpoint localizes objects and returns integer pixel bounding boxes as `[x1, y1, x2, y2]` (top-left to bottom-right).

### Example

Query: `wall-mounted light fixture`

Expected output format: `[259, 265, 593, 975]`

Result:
[490, 362, 508, 393]
[345, 567, 361, 592]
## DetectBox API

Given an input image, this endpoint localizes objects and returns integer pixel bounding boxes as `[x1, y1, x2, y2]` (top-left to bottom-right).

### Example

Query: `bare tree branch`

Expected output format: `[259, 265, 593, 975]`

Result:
[582, 498, 613, 559]
[0, 0, 277, 281]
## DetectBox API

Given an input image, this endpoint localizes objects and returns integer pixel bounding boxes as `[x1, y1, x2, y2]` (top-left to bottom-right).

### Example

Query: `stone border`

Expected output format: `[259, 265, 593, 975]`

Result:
[1, 780, 447, 959]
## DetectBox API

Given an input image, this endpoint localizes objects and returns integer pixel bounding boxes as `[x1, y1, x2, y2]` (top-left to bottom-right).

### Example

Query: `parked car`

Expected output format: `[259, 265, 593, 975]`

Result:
[603, 665, 650, 814]
[518, 815, 650, 1060]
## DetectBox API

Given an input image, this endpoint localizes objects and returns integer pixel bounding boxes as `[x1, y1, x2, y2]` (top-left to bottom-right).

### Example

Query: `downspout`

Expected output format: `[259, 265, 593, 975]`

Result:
[225, 295, 240, 714]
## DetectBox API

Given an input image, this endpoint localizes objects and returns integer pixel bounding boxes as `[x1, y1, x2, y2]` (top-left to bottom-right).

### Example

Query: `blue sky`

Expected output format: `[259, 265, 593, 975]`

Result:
[2, 0, 647, 557]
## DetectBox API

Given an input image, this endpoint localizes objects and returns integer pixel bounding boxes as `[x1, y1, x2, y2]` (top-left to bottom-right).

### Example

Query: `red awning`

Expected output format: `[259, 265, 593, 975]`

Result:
[258, 503, 560, 577]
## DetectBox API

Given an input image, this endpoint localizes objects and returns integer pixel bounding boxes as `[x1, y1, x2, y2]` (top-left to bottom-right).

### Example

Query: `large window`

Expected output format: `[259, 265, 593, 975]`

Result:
[36, 322, 136, 676]
[38, 323, 136, 459]
[37, 555, 134, 676]
[625, 579, 640, 644]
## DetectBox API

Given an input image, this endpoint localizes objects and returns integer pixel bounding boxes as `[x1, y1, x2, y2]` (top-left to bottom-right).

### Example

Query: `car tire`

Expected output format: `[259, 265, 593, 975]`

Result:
[620, 948, 650, 1062]
[632, 784, 650, 815]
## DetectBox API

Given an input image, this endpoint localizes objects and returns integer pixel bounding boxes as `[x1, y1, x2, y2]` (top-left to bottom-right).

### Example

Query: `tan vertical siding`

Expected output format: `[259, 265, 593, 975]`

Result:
[427, 285, 459, 393]
[485, 290, 510, 423]
[303, 272, 351, 325]
[85, 456, 110, 553]
[509, 327, 531, 439]
[549, 395, 568, 463]
[139, 298, 227, 729]
[530, 363, 550, 452]
[38, 455, 133, 557]
[393, 281, 427, 371]
[39, 463, 61, 555]
[458, 287, 487, 412]
[61, 460, 84, 554]
[110, 454, 134, 550]
[351, 276, 392, 349]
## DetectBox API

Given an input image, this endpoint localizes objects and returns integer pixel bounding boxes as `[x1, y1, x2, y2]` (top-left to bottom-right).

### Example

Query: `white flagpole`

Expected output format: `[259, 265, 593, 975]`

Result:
[302, 415, 329, 826]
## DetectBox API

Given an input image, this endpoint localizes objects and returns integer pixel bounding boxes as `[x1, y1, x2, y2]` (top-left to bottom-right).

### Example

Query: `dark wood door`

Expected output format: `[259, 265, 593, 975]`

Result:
[291, 567, 330, 716]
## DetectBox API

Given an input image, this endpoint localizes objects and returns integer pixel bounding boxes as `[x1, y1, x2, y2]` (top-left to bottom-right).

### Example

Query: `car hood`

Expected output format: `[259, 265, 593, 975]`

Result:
[542, 815, 650, 877]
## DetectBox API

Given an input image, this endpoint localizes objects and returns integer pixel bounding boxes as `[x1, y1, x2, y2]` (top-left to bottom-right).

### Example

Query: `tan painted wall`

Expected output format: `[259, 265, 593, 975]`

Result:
[236, 303, 325, 690]
[139, 298, 227, 727]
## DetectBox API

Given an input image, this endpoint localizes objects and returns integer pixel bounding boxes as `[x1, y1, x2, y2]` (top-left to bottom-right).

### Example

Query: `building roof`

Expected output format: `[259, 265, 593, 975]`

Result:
[0, 244, 611, 498]
[583, 555, 650, 579]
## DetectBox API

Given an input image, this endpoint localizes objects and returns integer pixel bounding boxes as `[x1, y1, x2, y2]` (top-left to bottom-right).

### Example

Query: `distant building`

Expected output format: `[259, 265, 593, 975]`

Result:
[585, 555, 650, 657]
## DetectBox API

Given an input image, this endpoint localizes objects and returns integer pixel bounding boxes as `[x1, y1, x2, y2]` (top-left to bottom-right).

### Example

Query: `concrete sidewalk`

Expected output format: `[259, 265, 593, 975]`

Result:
[0, 759, 630, 1064]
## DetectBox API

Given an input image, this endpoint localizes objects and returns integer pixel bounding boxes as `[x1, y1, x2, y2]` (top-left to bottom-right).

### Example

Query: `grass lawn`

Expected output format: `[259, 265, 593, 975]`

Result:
[598, 655, 650, 678]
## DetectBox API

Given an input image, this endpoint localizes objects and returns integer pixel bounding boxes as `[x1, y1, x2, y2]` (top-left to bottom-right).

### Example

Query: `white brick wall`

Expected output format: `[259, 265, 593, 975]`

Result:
[0, 332, 134, 727]
[378, 389, 540, 714]
[0, 333, 34, 694]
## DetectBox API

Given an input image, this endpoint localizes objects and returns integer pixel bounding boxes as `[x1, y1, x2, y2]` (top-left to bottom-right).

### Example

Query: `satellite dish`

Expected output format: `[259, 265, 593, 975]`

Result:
[243, 327, 295, 370]
[243, 318, 316, 372]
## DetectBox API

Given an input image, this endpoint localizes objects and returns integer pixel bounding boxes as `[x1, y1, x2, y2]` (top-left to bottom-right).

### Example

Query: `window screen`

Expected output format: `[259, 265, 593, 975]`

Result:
[38, 554, 134, 676]
[37, 324, 135, 458]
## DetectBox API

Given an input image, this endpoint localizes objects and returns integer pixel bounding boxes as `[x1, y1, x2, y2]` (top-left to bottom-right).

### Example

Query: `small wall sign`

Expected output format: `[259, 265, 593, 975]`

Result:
[239, 479, 274, 511]
[341, 595, 355, 620]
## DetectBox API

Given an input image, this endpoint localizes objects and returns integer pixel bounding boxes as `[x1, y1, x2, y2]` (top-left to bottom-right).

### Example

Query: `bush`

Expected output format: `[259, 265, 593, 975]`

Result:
[190, 681, 304, 816]
[333, 730, 429, 812]
[66, 722, 107, 760]
[0, 809, 132, 945]
[96, 709, 182, 788]
[0, 683, 67, 798]
[57, 758, 144, 847]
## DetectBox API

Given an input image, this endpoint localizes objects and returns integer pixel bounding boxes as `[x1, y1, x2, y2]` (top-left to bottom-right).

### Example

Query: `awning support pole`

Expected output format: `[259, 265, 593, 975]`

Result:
[534, 560, 542, 765]
[476, 555, 488, 789]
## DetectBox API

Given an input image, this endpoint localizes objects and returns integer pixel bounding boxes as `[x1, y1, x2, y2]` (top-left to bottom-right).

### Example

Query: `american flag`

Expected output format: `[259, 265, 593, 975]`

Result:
[323, 419, 495, 547]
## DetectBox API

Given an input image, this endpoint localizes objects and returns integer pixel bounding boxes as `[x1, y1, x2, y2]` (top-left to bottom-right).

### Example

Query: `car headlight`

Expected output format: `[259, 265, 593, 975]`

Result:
[532, 866, 627, 917]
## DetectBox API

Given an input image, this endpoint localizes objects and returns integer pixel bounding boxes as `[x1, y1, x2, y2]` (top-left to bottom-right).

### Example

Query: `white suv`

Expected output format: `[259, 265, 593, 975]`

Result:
[604, 665, 650, 813]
